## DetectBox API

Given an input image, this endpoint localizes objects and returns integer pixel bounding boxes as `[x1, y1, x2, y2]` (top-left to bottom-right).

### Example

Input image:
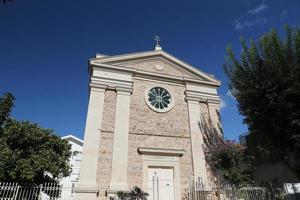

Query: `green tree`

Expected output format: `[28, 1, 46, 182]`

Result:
[224, 26, 300, 178]
[208, 140, 253, 186]
[0, 93, 72, 184]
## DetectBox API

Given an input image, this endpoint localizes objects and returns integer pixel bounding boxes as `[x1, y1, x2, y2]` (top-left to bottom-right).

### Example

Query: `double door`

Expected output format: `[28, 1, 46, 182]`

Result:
[147, 167, 175, 200]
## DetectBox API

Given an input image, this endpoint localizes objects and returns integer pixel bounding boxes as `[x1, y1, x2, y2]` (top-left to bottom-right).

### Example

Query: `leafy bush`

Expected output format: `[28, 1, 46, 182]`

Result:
[208, 140, 253, 186]
[110, 186, 148, 200]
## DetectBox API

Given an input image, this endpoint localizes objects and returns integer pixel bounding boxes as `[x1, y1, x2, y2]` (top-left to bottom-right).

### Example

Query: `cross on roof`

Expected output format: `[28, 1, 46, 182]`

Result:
[154, 35, 162, 50]
[154, 35, 160, 46]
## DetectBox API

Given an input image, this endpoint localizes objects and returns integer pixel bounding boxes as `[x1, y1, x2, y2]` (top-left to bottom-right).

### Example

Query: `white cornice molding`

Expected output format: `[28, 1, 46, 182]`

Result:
[89, 50, 221, 85]
[90, 63, 220, 87]
[185, 89, 221, 105]
[62, 135, 84, 146]
[137, 147, 185, 157]
[90, 75, 133, 92]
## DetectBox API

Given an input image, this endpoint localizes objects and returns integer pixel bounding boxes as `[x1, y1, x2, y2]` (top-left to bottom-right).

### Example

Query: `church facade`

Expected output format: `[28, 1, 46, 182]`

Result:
[77, 45, 222, 200]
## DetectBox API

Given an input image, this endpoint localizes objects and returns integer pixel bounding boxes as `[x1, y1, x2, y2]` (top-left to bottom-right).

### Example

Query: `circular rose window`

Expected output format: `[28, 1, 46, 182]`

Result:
[145, 87, 174, 112]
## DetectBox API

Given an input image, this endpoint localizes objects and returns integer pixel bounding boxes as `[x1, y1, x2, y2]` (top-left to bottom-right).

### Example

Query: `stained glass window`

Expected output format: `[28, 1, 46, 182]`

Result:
[147, 87, 172, 110]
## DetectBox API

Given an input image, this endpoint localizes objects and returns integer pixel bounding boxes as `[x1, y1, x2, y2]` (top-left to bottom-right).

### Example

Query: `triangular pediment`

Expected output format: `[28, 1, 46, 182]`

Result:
[90, 50, 220, 85]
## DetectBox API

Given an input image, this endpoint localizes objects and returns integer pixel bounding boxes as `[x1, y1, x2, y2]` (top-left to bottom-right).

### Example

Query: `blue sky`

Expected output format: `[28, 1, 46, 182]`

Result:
[0, 0, 299, 140]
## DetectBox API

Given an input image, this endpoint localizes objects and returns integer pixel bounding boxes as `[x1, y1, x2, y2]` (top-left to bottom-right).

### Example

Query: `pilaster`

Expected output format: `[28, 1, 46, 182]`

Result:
[185, 84, 221, 185]
[78, 85, 106, 187]
[186, 99, 208, 185]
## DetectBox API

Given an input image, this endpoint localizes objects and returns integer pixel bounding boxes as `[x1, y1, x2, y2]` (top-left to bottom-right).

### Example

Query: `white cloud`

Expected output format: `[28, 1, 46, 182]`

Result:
[220, 98, 227, 109]
[226, 90, 235, 99]
[235, 19, 255, 31]
[234, 2, 270, 31]
[235, 16, 268, 31]
[247, 3, 269, 15]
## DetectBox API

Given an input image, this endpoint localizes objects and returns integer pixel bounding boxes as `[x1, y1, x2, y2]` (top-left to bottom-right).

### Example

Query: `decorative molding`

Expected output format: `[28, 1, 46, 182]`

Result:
[89, 83, 107, 92]
[141, 153, 182, 200]
[91, 63, 219, 87]
[116, 86, 133, 94]
[89, 50, 220, 85]
[137, 147, 185, 157]
[185, 89, 220, 104]
[90, 75, 133, 93]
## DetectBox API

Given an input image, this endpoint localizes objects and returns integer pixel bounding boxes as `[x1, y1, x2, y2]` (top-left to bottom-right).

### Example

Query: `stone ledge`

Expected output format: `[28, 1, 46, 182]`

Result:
[137, 147, 185, 157]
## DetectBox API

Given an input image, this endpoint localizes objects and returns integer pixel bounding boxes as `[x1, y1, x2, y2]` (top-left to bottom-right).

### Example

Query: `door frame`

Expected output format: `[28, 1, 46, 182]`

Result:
[139, 148, 183, 200]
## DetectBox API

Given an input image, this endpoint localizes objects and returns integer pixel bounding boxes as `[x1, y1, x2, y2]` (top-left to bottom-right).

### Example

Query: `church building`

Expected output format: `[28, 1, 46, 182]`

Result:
[77, 42, 222, 200]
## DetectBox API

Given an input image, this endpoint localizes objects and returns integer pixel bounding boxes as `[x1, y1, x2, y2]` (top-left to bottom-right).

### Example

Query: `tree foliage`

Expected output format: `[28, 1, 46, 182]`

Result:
[224, 26, 300, 178]
[0, 93, 72, 184]
[208, 140, 253, 186]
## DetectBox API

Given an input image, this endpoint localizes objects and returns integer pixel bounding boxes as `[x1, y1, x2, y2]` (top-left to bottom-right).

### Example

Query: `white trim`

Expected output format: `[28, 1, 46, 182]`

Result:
[89, 50, 220, 85]
[90, 62, 220, 87]
[186, 99, 208, 185]
[141, 154, 181, 200]
[138, 147, 184, 157]
[144, 85, 175, 113]
[62, 135, 84, 145]
[78, 88, 105, 187]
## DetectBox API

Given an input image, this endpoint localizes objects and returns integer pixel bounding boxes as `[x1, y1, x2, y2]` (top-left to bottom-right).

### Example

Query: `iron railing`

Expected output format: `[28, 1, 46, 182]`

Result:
[0, 182, 108, 200]
[0, 181, 298, 200]
[184, 179, 298, 200]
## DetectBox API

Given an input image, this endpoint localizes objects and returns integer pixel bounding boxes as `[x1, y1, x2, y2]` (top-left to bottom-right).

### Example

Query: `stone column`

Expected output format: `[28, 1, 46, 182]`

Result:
[76, 85, 106, 200]
[110, 87, 132, 191]
[187, 99, 208, 185]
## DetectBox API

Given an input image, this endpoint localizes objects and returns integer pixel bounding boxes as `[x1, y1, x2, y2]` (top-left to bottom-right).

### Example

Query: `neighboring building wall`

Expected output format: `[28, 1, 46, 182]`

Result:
[60, 135, 83, 199]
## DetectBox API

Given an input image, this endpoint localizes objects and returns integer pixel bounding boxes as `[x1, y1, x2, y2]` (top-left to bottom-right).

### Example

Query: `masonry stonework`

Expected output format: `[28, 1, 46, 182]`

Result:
[97, 90, 116, 189]
[78, 49, 222, 200]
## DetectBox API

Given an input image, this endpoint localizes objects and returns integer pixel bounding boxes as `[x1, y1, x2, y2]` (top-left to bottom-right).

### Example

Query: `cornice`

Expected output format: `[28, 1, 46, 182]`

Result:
[89, 50, 221, 85]
[137, 147, 185, 157]
[90, 63, 220, 87]
[89, 75, 133, 93]
[185, 89, 221, 105]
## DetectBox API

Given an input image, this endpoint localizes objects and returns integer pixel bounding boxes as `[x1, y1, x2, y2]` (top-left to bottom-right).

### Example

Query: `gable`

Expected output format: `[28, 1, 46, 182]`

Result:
[90, 50, 220, 86]
[113, 57, 200, 80]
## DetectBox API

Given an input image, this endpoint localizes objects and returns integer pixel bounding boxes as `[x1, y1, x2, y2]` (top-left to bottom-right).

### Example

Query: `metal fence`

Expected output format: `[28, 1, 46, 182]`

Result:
[0, 181, 299, 200]
[184, 179, 299, 200]
[0, 182, 109, 200]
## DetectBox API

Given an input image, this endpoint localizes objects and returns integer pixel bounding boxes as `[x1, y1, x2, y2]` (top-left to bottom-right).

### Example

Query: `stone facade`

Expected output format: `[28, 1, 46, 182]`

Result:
[129, 79, 190, 137]
[77, 49, 222, 200]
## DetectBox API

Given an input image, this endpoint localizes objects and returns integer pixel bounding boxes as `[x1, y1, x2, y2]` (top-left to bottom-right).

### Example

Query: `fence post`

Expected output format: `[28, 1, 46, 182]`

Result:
[13, 184, 20, 200]
[215, 189, 220, 200]
[39, 184, 43, 200]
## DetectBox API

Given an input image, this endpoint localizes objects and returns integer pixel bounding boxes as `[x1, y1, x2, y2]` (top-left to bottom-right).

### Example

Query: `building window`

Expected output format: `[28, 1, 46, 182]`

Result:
[145, 86, 174, 112]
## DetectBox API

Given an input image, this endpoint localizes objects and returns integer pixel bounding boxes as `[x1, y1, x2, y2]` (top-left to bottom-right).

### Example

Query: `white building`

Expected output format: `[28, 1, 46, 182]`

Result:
[60, 135, 83, 199]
